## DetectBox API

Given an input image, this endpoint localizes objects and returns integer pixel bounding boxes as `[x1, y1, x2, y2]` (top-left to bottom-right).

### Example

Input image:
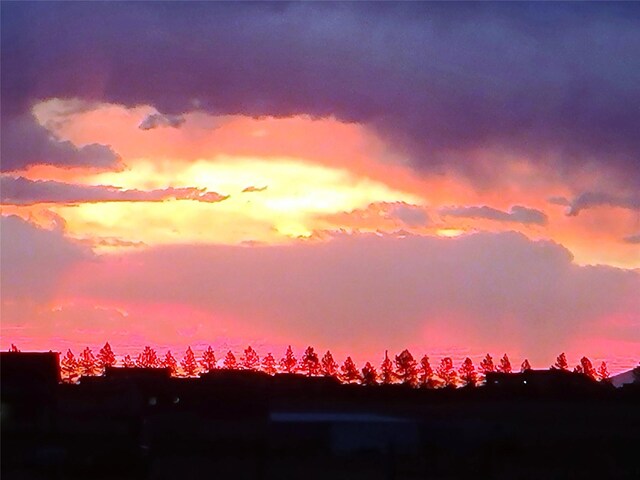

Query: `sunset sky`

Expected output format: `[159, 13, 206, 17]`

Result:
[1, 2, 638, 372]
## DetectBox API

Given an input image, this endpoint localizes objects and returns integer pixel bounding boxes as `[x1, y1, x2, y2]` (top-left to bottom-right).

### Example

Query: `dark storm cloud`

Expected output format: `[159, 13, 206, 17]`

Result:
[2, 2, 639, 182]
[440, 205, 548, 226]
[0, 176, 229, 205]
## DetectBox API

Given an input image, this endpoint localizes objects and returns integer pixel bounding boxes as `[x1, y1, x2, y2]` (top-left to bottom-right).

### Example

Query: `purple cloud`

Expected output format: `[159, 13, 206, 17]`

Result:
[1, 114, 119, 172]
[138, 113, 185, 130]
[566, 192, 640, 216]
[2, 2, 639, 183]
[440, 205, 548, 226]
[0, 176, 229, 205]
[623, 234, 640, 245]
[387, 203, 430, 228]
[322, 202, 431, 230]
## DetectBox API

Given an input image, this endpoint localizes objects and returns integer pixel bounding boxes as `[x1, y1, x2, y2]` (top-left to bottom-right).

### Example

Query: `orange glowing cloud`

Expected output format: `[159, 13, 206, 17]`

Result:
[1, 99, 635, 268]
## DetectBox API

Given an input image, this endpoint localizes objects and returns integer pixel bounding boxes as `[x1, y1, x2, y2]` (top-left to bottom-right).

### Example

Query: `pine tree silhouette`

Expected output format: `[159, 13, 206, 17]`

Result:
[97, 342, 116, 369]
[300, 346, 320, 377]
[553, 352, 569, 370]
[181, 347, 199, 376]
[436, 357, 457, 388]
[578, 356, 597, 380]
[10, 344, 20, 352]
[419, 355, 435, 388]
[262, 353, 277, 375]
[280, 345, 297, 373]
[163, 351, 178, 376]
[395, 349, 418, 386]
[340, 356, 360, 384]
[520, 359, 532, 372]
[459, 357, 477, 386]
[61, 349, 79, 383]
[241, 346, 260, 370]
[361, 362, 378, 386]
[380, 351, 395, 385]
[223, 350, 237, 370]
[497, 354, 512, 373]
[597, 361, 610, 382]
[79, 347, 99, 376]
[320, 351, 338, 377]
[122, 354, 135, 368]
[479, 354, 495, 374]
[136, 346, 159, 368]
[200, 346, 217, 372]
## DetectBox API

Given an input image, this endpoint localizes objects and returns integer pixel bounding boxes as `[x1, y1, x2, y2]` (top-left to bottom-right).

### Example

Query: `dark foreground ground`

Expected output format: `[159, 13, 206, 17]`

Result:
[2, 354, 639, 479]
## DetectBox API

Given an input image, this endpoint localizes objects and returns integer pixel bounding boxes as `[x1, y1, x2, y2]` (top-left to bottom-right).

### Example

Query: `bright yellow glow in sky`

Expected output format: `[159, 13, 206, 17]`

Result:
[436, 228, 466, 238]
[42, 156, 422, 251]
[7, 98, 637, 268]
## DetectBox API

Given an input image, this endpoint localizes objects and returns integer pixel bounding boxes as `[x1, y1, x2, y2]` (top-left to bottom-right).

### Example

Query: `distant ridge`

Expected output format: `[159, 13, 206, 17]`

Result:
[610, 369, 637, 388]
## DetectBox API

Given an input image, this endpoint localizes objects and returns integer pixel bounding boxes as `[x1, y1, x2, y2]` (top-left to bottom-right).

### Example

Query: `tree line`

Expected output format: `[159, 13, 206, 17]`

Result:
[9, 343, 612, 387]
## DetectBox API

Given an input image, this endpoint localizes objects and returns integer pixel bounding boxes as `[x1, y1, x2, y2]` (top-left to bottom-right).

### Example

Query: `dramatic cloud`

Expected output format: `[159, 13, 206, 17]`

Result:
[138, 113, 185, 130]
[0, 216, 91, 301]
[64, 232, 639, 363]
[566, 192, 640, 216]
[2, 2, 639, 183]
[2, 2, 638, 371]
[440, 205, 548, 226]
[1, 113, 119, 172]
[1, 176, 229, 205]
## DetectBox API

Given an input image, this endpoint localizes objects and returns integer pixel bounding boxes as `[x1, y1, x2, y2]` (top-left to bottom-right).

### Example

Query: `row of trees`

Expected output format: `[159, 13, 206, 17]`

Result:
[551, 352, 610, 380]
[30, 343, 612, 386]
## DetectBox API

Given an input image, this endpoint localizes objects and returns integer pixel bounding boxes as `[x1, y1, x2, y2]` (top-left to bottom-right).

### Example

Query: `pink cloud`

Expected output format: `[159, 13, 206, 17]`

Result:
[56, 231, 639, 368]
[2, 218, 638, 371]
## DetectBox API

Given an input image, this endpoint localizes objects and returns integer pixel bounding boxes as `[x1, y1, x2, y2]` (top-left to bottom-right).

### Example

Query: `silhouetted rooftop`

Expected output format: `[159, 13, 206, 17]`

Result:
[104, 366, 171, 380]
[0, 351, 60, 388]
